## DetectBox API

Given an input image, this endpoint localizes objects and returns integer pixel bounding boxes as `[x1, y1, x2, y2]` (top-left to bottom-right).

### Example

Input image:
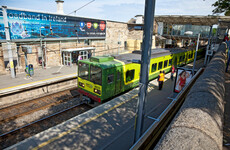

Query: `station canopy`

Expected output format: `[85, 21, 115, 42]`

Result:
[155, 15, 230, 27]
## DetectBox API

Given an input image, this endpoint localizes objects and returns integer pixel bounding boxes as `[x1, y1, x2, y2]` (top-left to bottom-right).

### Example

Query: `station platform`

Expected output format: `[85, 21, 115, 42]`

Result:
[0, 65, 77, 96]
[6, 70, 176, 150]
[6, 57, 205, 150]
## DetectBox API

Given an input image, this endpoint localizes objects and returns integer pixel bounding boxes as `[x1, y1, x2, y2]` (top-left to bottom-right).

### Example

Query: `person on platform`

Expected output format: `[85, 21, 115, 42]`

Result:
[88, 50, 92, 59]
[158, 70, 165, 90]
[171, 65, 175, 80]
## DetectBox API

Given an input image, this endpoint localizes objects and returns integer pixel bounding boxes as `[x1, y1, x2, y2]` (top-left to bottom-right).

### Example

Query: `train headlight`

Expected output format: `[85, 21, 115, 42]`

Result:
[94, 88, 101, 95]
[79, 82, 85, 88]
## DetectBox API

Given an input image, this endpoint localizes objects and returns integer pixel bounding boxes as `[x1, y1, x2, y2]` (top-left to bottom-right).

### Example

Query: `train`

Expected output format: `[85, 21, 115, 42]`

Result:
[77, 47, 205, 103]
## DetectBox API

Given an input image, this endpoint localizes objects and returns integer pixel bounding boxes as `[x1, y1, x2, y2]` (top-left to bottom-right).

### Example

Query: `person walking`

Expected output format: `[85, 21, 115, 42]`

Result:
[158, 70, 165, 90]
[171, 65, 175, 80]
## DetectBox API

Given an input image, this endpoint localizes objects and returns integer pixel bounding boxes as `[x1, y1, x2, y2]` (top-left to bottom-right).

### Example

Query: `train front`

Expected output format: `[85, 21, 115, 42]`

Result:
[77, 60, 102, 103]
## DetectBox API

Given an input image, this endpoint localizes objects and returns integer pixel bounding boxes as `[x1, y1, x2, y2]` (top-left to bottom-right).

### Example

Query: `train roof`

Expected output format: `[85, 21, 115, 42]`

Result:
[113, 48, 190, 64]
[79, 48, 198, 67]
[80, 56, 123, 69]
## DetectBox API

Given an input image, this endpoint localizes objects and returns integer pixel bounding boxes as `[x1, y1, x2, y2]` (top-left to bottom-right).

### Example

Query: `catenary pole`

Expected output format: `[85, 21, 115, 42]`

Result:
[2, 6, 15, 78]
[192, 33, 200, 76]
[204, 26, 213, 66]
[134, 0, 156, 143]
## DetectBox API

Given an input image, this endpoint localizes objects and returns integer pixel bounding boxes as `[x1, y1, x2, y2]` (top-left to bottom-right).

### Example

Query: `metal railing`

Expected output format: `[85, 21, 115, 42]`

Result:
[130, 67, 204, 150]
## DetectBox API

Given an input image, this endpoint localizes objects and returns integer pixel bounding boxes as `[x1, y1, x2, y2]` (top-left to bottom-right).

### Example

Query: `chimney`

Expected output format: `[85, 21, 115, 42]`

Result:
[135, 15, 144, 24]
[56, 0, 64, 14]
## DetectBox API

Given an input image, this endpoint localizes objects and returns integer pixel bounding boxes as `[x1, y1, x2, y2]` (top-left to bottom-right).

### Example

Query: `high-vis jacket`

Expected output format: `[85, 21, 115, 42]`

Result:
[158, 73, 165, 81]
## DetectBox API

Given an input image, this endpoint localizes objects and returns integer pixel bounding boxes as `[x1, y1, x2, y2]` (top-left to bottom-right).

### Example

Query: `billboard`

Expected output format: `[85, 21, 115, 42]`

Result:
[174, 68, 193, 93]
[0, 8, 106, 40]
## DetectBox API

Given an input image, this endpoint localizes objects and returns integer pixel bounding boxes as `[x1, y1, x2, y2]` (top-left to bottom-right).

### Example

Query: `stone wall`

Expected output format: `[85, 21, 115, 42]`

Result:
[155, 43, 226, 150]
[105, 21, 129, 54]
[0, 20, 152, 74]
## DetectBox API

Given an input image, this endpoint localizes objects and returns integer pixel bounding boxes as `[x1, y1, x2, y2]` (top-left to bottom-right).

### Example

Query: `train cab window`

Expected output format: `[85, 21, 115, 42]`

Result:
[107, 74, 114, 84]
[164, 60, 168, 68]
[79, 62, 89, 80]
[158, 62, 163, 70]
[126, 69, 135, 82]
[90, 65, 102, 85]
[169, 59, 172, 66]
[151, 63, 157, 73]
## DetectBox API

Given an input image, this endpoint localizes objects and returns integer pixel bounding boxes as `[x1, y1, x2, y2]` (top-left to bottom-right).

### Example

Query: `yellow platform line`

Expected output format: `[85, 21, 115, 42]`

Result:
[0, 73, 77, 91]
[32, 94, 138, 150]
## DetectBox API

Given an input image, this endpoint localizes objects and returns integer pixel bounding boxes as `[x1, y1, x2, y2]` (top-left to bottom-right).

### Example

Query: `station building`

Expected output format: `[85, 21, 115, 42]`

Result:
[0, 3, 160, 76]
[0, 1, 230, 77]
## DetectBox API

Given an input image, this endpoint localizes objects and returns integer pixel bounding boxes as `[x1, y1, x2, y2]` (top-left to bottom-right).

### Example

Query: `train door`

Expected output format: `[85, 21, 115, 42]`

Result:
[105, 68, 115, 99]
[115, 67, 122, 95]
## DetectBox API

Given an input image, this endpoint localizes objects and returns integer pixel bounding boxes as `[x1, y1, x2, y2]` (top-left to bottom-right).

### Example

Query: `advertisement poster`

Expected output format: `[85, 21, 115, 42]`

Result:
[0, 8, 106, 40]
[174, 68, 193, 93]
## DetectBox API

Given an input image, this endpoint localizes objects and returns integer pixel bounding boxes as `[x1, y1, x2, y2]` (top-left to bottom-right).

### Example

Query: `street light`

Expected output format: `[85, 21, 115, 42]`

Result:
[40, 26, 45, 69]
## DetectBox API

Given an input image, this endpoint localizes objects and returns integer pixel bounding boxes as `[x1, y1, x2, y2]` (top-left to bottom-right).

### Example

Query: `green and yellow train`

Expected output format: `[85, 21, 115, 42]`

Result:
[78, 48, 205, 103]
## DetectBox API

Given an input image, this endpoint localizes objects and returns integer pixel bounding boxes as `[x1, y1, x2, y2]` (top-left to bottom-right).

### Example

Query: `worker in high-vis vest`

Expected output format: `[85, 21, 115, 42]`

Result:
[158, 70, 165, 90]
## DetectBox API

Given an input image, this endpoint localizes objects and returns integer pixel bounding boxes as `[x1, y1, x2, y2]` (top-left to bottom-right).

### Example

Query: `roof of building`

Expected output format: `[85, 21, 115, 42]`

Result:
[154, 15, 230, 27]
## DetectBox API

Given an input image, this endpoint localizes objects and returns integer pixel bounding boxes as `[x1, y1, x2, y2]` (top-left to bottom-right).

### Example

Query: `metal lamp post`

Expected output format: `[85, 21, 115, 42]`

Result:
[134, 0, 156, 143]
[40, 26, 45, 69]
[2, 6, 16, 78]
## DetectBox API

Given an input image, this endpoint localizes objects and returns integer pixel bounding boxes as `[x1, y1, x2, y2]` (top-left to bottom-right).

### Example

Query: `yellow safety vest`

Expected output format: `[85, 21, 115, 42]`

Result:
[159, 73, 165, 81]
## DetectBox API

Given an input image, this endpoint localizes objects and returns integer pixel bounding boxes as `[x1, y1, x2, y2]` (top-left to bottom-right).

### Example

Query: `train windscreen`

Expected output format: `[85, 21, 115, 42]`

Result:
[79, 62, 89, 80]
[90, 65, 102, 85]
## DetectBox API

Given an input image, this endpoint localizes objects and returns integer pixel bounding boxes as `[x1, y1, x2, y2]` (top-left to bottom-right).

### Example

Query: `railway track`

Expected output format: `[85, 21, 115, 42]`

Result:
[0, 88, 93, 149]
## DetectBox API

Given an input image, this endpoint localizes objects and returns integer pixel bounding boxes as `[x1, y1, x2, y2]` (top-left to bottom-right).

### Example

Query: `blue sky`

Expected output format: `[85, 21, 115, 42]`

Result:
[0, 0, 218, 22]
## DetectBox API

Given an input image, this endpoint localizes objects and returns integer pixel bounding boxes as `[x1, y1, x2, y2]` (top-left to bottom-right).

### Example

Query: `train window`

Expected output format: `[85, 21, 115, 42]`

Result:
[117, 71, 121, 80]
[164, 60, 168, 68]
[79, 62, 89, 80]
[179, 56, 182, 62]
[151, 63, 157, 72]
[107, 74, 114, 84]
[158, 62, 163, 70]
[169, 59, 172, 66]
[90, 65, 102, 85]
[126, 69, 135, 82]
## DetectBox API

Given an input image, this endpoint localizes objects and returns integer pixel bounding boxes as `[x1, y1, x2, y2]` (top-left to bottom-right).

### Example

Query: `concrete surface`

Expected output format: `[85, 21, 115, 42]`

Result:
[155, 44, 227, 150]
[6, 58, 205, 150]
[0, 65, 77, 89]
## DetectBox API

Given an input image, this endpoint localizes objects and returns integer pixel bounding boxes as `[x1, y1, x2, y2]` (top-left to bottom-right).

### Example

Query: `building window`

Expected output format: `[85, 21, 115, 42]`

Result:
[158, 62, 163, 70]
[151, 63, 157, 73]
[126, 69, 135, 82]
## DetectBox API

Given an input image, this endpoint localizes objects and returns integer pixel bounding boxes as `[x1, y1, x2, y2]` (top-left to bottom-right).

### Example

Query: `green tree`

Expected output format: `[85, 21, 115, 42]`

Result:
[212, 0, 230, 16]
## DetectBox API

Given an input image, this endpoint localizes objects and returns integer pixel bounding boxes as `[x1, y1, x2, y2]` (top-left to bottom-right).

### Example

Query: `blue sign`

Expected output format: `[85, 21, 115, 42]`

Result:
[0, 8, 106, 40]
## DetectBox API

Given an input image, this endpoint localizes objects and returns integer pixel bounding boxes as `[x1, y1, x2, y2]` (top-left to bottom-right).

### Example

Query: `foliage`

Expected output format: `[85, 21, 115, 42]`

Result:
[212, 0, 230, 16]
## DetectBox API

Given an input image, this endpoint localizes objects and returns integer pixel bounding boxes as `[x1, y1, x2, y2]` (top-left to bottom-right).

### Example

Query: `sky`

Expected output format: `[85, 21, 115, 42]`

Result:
[0, 0, 218, 22]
